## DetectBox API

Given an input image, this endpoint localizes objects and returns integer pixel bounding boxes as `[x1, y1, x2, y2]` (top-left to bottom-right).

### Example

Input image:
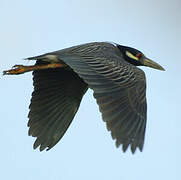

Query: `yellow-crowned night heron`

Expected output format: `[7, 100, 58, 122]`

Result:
[3, 42, 165, 153]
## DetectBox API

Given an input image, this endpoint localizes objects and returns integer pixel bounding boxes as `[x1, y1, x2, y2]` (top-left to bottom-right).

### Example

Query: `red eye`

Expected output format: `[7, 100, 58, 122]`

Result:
[136, 53, 142, 59]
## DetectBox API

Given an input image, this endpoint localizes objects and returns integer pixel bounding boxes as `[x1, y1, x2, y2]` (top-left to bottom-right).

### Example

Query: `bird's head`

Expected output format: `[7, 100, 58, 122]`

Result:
[117, 45, 165, 71]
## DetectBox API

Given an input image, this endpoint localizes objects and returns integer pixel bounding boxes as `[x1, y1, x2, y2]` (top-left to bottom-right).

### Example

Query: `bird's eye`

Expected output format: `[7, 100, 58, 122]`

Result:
[126, 51, 139, 61]
[136, 53, 142, 59]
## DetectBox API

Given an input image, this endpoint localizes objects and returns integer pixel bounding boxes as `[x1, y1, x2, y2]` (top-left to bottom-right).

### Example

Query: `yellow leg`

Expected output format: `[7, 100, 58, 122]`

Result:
[3, 63, 66, 75]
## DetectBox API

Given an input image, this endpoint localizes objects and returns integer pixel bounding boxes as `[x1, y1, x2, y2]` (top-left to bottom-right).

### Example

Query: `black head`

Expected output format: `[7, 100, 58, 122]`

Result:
[116, 44, 165, 71]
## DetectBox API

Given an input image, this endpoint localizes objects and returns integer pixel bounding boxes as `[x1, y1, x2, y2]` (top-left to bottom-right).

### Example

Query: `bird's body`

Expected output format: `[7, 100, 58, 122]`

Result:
[3, 42, 164, 153]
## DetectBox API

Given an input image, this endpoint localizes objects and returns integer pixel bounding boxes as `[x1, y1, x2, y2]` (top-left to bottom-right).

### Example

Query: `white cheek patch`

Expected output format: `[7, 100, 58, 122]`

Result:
[126, 51, 139, 61]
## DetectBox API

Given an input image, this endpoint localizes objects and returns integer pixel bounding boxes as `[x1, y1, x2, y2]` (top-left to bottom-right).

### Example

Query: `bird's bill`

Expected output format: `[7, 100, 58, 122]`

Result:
[143, 58, 165, 71]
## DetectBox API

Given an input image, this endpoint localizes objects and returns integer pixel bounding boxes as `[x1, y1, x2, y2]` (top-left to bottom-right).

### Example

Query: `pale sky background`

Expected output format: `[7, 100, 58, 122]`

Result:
[0, 0, 180, 179]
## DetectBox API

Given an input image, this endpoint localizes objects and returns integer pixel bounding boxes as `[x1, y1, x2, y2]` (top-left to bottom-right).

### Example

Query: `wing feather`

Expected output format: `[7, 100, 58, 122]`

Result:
[28, 42, 147, 153]
[28, 61, 88, 151]
[53, 42, 147, 153]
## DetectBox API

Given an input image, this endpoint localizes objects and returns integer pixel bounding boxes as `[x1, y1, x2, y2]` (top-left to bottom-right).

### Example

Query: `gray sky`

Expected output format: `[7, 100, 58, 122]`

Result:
[1, 0, 180, 179]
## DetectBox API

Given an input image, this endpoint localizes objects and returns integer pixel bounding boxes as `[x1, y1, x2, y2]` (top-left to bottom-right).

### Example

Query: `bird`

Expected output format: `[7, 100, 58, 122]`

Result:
[3, 42, 165, 153]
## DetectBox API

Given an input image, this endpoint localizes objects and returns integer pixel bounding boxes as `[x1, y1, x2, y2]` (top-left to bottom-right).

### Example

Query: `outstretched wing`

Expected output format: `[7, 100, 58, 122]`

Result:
[53, 42, 147, 153]
[28, 61, 88, 151]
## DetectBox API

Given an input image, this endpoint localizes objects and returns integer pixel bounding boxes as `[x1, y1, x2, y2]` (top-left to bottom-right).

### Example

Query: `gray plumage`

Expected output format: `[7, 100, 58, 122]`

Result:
[26, 42, 164, 153]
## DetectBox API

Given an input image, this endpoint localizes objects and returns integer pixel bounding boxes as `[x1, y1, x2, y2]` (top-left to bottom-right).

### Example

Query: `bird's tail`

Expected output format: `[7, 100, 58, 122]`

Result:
[24, 54, 46, 60]
[25, 54, 58, 63]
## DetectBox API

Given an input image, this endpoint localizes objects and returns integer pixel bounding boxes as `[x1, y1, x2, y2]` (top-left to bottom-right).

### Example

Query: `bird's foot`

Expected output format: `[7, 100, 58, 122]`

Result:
[3, 65, 31, 75]
[3, 63, 66, 75]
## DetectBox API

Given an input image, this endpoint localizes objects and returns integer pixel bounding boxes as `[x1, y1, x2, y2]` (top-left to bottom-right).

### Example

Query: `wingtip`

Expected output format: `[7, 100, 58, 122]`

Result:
[40, 145, 46, 152]
[122, 143, 129, 152]
[115, 139, 142, 154]
[33, 138, 40, 150]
